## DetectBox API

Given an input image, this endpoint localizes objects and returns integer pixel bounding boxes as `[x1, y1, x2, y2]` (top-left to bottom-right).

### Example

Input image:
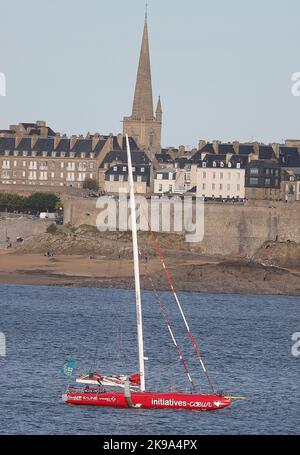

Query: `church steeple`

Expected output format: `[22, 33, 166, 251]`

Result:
[123, 14, 162, 152]
[155, 96, 162, 122]
[131, 17, 154, 120]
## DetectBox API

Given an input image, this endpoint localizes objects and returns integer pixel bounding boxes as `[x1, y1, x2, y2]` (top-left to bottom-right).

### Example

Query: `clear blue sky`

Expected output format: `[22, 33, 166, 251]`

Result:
[1, 0, 300, 148]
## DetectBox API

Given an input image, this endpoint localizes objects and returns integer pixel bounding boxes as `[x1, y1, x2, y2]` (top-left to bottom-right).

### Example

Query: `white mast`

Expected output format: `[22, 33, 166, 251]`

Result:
[126, 135, 146, 392]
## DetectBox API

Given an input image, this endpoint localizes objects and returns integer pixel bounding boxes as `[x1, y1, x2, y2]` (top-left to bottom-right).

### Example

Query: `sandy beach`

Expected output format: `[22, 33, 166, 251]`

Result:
[1, 249, 300, 295]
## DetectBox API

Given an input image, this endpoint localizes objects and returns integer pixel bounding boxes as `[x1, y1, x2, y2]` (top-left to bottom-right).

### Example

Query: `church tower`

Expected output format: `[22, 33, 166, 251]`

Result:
[123, 15, 162, 152]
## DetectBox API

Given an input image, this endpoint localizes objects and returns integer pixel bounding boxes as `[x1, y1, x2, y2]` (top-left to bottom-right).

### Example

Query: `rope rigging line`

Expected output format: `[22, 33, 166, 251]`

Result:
[140, 250, 196, 392]
[139, 205, 215, 393]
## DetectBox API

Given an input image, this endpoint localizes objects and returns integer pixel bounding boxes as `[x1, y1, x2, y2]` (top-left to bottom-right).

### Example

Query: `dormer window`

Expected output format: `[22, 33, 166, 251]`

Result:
[202, 162, 206, 168]
[61, 152, 65, 158]
[81, 153, 85, 159]
[122, 166, 126, 172]
[32, 151, 36, 157]
[90, 153, 94, 159]
[13, 150, 18, 157]
[228, 162, 232, 168]
[52, 151, 56, 158]
[113, 166, 117, 171]
[23, 151, 28, 157]
[237, 163, 241, 169]
[213, 161, 217, 167]
[4, 150, 9, 156]
[132, 166, 136, 172]
[141, 167, 145, 172]
[42, 151, 47, 157]
[70, 152, 75, 158]
[220, 162, 224, 168]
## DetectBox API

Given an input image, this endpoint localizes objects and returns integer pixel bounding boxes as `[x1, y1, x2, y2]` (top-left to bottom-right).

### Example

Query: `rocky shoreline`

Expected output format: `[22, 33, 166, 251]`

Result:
[0, 225, 299, 296]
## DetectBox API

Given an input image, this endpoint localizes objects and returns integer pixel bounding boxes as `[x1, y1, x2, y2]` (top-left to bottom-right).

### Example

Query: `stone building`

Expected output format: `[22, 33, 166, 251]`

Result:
[123, 16, 162, 154]
[196, 155, 246, 200]
[0, 121, 142, 190]
[245, 160, 281, 200]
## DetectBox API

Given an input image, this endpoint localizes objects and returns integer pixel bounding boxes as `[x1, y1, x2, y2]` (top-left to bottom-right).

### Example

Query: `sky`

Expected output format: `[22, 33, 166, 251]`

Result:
[1, 0, 300, 148]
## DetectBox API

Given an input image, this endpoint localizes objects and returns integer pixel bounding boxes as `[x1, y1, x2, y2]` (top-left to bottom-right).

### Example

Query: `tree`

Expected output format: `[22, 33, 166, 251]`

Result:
[0, 193, 26, 212]
[83, 178, 99, 191]
[25, 192, 60, 213]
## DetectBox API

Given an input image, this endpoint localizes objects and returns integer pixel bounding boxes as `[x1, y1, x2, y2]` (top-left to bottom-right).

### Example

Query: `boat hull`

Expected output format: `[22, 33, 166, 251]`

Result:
[63, 391, 231, 411]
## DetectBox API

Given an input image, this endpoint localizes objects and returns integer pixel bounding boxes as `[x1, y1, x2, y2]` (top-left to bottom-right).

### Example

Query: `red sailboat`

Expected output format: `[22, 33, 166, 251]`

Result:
[62, 136, 235, 411]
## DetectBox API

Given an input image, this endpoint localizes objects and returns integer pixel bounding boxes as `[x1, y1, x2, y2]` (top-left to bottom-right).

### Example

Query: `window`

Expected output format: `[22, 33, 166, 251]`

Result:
[203, 171, 206, 179]
[237, 184, 240, 191]
[119, 175, 124, 182]
[14, 161, 17, 167]
[137, 176, 142, 183]
[265, 178, 271, 187]
[202, 183, 206, 190]
[237, 163, 241, 169]
[122, 166, 126, 172]
[227, 184, 231, 191]
[237, 173, 240, 180]
[61, 162, 64, 168]
[250, 177, 258, 185]
[113, 166, 117, 172]
[23, 161, 26, 167]
[169, 184, 173, 192]
[212, 183, 216, 190]
[141, 167, 145, 172]
[109, 175, 114, 182]
[213, 161, 216, 167]
[159, 184, 163, 192]
[250, 168, 259, 176]
[213, 172, 216, 179]
[220, 184, 223, 190]
[60, 172, 64, 178]
[275, 178, 279, 187]
[202, 162, 206, 168]
[220, 172, 223, 179]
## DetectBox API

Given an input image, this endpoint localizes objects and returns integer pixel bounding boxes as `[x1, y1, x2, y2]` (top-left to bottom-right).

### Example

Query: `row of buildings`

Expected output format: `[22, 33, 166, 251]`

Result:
[0, 16, 299, 202]
[1, 120, 300, 202]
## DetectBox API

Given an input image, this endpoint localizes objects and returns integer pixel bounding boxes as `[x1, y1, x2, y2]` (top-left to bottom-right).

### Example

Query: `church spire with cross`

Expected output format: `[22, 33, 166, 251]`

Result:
[123, 13, 162, 152]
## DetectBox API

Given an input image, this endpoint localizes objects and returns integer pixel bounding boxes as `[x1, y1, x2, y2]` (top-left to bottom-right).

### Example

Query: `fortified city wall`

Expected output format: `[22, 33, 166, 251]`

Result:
[63, 198, 300, 257]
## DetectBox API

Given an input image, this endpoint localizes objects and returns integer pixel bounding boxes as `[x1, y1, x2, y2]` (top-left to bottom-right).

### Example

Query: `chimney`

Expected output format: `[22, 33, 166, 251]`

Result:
[70, 135, 78, 149]
[54, 133, 61, 149]
[198, 139, 206, 151]
[92, 133, 101, 151]
[31, 135, 39, 149]
[212, 140, 220, 154]
[178, 145, 185, 157]
[233, 141, 240, 154]
[117, 133, 123, 150]
[272, 143, 280, 158]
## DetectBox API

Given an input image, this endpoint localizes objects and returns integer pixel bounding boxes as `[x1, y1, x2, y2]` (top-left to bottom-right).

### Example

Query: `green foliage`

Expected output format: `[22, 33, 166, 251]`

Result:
[83, 178, 99, 191]
[0, 193, 26, 212]
[0, 192, 61, 213]
[25, 192, 60, 212]
[46, 223, 58, 234]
